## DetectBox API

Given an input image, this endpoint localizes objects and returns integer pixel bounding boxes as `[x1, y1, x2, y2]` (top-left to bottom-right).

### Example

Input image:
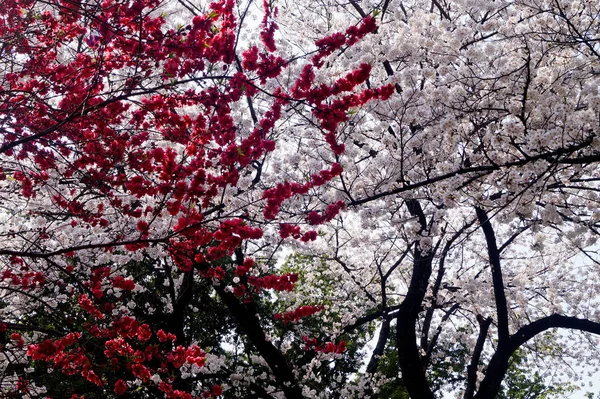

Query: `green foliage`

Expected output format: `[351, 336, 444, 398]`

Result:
[372, 324, 576, 399]
[375, 343, 409, 399]
[497, 349, 577, 399]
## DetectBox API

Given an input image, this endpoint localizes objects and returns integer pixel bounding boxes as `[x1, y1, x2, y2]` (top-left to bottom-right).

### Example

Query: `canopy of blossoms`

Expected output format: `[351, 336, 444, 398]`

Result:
[1, 0, 600, 398]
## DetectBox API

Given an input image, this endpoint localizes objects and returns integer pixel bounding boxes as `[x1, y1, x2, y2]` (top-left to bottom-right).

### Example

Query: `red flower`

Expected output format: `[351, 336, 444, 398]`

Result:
[211, 384, 223, 397]
[112, 276, 136, 291]
[114, 379, 127, 395]
[137, 324, 152, 342]
[10, 332, 24, 347]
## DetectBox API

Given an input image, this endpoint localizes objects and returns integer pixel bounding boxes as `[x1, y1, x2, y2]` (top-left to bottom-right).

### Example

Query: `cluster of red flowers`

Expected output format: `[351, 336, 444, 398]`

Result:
[25, 314, 206, 397]
[26, 331, 102, 386]
[260, 0, 278, 52]
[303, 336, 347, 354]
[274, 305, 325, 323]
[159, 381, 214, 399]
[157, 329, 178, 342]
[202, 384, 224, 398]
[248, 273, 299, 292]
[1, 266, 46, 290]
[166, 344, 206, 369]
[278, 223, 318, 242]
[112, 275, 137, 291]
[312, 17, 377, 67]
[27, 333, 81, 361]
[306, 200, 347, 225]
[262, 163, 345, 221]
[11, 332, 25, 347]
[114, 379, 127, 395]
[78, 294, 105, 320]
[212, 218, 263, 253]
[241, 46, 287, 84]
[201, 266, 227, 280]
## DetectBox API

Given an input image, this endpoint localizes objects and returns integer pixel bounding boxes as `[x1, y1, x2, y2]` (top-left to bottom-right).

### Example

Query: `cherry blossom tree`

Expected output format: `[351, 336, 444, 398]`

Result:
[269, 0, 600, 398]
[1, 0, 600, 398]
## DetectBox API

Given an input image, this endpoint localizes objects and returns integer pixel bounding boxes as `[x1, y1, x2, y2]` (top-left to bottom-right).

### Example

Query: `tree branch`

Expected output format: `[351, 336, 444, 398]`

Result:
[396, 199, 436, 399]
[464, 315, 492, 399]
[475, 207, 509, 345]
[474, 314, 600, 399]
[214, 284, 304, 399]
[512, 314, 600, 348]
[366, 318, 390, 373]
[421, 220, 475, 362]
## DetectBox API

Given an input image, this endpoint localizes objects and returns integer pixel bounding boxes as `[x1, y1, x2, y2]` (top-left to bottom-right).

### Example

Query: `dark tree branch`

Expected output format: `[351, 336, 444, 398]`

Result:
[464, 315, 492, 399]
[214, 284, 304, 399]
[474, 314, 600, 399]
[332, 255, 378, 303]
[421, 220, 475, 362]
[349, 0, 367, 18]
[396, 199, 436, 399]
[475, 207, 510, 345]
[366, 318, 390, 373]
[424, 303, 460, 364]
[512, 314, 600, 348]
[168, 268, 195, 345]
[198, 250, 302, 398]
[0, 321, 64, 337]
[342, 304, 401, 334]
[431, 0, 450, 20]
[498, 223, 532, 253]
[0, 205, 225, 259]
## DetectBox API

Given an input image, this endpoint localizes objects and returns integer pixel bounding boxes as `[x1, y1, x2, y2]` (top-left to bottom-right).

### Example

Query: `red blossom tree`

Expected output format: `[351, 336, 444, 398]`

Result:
[0, 0, 389, 397]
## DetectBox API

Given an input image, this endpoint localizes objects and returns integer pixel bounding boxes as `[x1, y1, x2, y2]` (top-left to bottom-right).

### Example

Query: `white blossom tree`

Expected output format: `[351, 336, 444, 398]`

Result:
[1, 0, 600, 398]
